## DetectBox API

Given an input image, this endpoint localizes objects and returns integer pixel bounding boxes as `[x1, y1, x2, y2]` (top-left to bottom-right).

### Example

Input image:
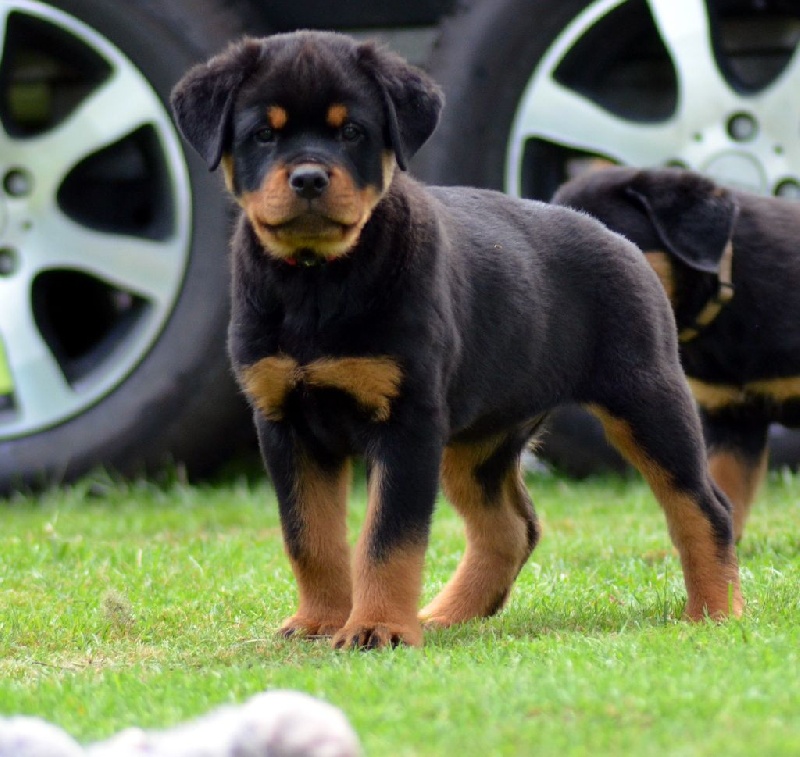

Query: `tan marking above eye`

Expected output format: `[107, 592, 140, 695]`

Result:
[326, 103, 348, 129]
[267, 105, 288, 130]
[239, 355, 403, 422]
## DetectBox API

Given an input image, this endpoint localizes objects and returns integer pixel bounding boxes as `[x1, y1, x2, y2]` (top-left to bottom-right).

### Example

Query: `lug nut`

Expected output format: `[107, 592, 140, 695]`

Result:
[0, 247, 18, 276]
[3, 168, 34, 197]
[727, 112, 758, 142]
[775, 179, 800, 200]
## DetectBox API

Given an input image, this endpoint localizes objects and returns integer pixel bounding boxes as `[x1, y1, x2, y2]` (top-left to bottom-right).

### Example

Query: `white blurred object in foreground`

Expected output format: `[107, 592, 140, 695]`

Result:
[0, 690, 361, 757]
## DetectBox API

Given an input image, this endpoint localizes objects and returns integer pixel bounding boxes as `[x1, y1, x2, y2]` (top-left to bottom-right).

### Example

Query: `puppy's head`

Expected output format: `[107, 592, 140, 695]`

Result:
[170, 32, 443, 263]
[553, 167, 739, 306]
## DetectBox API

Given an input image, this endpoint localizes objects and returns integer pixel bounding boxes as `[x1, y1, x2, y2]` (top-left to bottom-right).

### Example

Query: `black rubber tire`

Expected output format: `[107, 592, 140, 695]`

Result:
[415, 0, 800, 474]
[0, 0, 264, 493]
[414, 0, 595, 190]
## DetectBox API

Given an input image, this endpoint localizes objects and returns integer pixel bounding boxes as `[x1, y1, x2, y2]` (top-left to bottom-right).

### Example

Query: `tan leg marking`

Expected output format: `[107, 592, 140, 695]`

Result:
[419, 438, 537, 627]
[332, 464, 425, 648]
[304, 357, 402, 421]
[587, 405, 743, 620]
[708, 447, 768, 543]
[280, 456, 352, 639]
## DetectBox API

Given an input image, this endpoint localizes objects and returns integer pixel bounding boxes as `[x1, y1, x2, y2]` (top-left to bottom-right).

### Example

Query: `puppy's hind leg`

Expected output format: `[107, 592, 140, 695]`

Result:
[586, 385, 743, 621]
[419, 428, 541, 627]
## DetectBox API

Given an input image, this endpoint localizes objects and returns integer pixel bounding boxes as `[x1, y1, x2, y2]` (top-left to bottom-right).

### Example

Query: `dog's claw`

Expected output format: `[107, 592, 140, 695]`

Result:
[278, 615, 347, 641]
[331, 622, 422, 650]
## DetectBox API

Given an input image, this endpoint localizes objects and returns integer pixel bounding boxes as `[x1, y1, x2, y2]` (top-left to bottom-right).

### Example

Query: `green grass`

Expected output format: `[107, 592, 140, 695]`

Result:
[2, 466, 800, 755]
[0, 340, 12, 395]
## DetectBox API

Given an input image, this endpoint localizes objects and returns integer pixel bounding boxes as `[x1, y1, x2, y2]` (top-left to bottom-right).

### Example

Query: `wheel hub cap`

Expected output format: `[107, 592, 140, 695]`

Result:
[506, 0, 800, 202]
[0, 0, 192, 439]
[701, 151, 765, 194]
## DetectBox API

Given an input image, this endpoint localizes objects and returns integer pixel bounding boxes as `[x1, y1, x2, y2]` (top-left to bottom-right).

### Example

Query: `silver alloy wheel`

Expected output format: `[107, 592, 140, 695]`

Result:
[505, 0, 800, 199]
[0, 0, 191, 439]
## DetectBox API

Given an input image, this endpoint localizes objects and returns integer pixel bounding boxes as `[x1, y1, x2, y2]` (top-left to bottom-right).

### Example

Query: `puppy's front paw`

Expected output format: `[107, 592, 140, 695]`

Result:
[331, 620, 423, 650]
[278, 614, 348, 640]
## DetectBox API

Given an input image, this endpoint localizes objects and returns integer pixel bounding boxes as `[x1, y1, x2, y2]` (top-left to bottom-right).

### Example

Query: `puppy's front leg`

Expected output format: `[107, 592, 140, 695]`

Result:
[256, 418, 353, 639]
[332, 429, 443, 650]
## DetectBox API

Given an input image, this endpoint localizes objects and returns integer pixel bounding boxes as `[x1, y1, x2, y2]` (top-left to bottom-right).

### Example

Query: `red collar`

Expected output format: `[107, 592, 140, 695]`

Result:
[284, 250, 327, 268]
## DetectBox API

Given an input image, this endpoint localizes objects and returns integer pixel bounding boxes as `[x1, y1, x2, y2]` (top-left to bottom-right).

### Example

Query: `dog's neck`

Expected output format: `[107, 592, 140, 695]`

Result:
[283, 248, 330, 268]
[678, 241, 735, 343]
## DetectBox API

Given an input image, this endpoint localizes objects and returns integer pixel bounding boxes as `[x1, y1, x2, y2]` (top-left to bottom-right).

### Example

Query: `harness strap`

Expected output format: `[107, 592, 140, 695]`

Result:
[679, 241, 734, 343]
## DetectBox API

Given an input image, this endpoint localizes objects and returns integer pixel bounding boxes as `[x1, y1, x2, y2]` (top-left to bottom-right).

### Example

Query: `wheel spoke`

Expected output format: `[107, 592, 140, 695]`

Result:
[21, 65, 164, 193]
[0, 1, 193, 440]
[0, 4, 10, 73]
[646, 0, 733, 117]
[0, 280, 76, 426]
[757, 45, 800, 146]
[737, 37, 800, 189]
[0, 6, 14, 156]
[511, 75, 683, 165]
[28, 211, 187, 304]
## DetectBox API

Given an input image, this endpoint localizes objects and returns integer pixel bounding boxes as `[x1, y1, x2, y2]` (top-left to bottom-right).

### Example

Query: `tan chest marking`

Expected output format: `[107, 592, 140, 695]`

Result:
[240, 355, 402, 422]
[240, 355, 300, 421]
[688, 375, 800, 412]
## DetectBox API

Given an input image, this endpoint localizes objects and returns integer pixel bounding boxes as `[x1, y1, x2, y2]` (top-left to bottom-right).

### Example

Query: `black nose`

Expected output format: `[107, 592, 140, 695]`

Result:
[289, 165, 330, 200]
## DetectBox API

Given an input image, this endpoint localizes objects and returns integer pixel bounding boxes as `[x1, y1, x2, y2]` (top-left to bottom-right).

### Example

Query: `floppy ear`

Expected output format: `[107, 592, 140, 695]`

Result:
[624, 170, 739, 274]
[356, 42, 444, 171]
[170, 38, 263, 171]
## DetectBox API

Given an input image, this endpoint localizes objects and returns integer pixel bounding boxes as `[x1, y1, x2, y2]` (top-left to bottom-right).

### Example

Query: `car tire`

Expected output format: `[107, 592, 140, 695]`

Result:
[415, 0, 800, 473]
[0, 0, 265, 492]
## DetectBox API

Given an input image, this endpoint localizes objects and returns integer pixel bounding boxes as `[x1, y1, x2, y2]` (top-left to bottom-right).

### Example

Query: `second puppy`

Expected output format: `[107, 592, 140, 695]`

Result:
[555, 166, 800, 540]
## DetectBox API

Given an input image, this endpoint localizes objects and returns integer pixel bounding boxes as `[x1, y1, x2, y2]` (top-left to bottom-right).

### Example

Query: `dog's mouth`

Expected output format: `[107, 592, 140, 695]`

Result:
[262, 212, 356, 240]
[251, 210, 364, 262]
[243, 185, 378, 261]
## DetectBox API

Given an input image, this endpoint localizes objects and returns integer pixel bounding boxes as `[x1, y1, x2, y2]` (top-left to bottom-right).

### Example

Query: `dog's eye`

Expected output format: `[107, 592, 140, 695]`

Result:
[341, 123, 363, 142]
[254, 127, 276, 144]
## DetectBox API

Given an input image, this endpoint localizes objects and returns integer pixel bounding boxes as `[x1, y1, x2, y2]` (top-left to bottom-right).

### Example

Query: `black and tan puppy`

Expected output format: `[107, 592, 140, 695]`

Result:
[171, 32, 742, 649]
[554, 166, 800, 541]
